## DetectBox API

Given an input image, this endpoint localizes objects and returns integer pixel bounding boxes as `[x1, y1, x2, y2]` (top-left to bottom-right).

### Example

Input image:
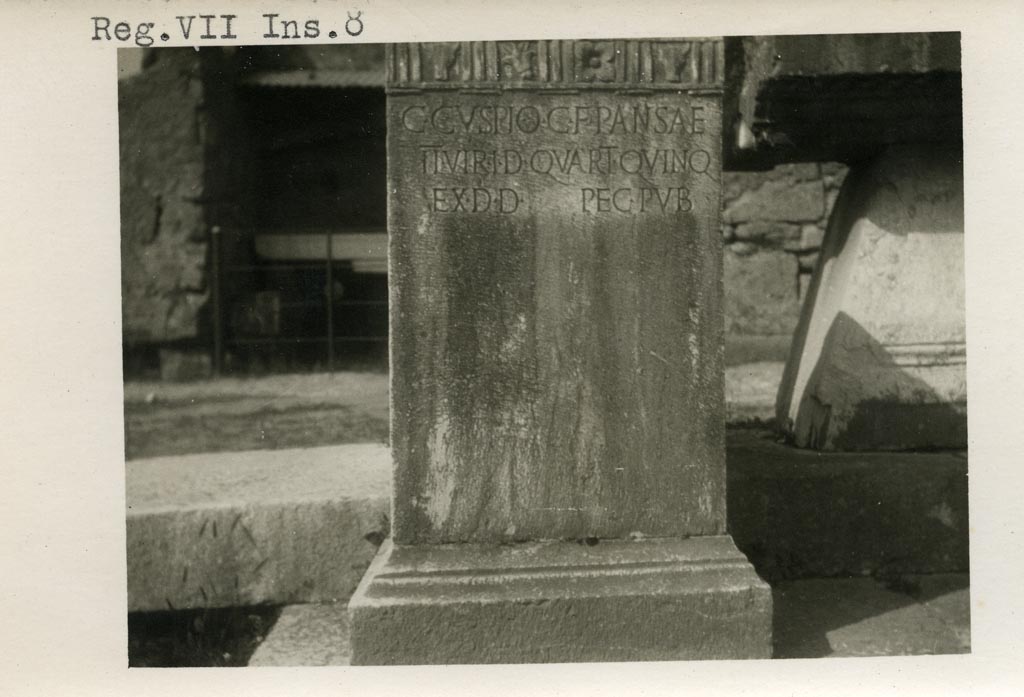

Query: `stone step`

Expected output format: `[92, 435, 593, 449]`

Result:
[126, 431, 967, 612]
[126, 443, 390, 612]
[246, 573, 969, 665]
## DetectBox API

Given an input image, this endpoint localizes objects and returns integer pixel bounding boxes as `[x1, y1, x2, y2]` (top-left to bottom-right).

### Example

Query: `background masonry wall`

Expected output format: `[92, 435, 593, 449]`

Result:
[119, 48, 848, 371]
[722, 162, 848, 363]
[120, 48, 252, 354]
[120, 49, 209, 345]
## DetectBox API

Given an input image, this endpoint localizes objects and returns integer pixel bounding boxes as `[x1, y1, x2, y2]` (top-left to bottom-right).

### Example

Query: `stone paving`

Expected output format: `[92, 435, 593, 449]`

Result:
[772, 575, 970, 658]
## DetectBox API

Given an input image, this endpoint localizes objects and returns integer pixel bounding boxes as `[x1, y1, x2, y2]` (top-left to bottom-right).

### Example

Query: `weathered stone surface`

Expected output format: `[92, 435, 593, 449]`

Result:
[733, 220, 801, 245]
[349, 537, 771, 664]
[388, 42, 728, 546]
[725, 32, 962, 167]
[718, 161, 845, 362]
[248, 604, 351, 666]
[120, 49, 209, 343]
[120, 48, 254, 345]
[772, 575, 970, 658]
[724, 249, 800, 336]
[728, 241, 758, 256]
[800, 223, 825, 250]
[246, 573, 970, 664]
[776, 144, 966, 450]
[722, 163, 821, 200]
[724, 179, 824, 224]
[126, 444, 389, 611]
[798, 273, 812, 303]
[821, 162, 849, 189]
[351, 38, 770, 665]
[727, 429, 969, 579]
[797, 252, 819, 273]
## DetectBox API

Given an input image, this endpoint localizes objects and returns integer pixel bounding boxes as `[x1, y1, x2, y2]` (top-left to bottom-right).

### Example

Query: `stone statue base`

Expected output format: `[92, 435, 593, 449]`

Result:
[349, 536, 771, 664]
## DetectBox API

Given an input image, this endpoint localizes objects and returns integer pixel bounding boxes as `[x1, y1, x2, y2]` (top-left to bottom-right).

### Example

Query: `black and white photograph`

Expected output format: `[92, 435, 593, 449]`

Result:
[119, 32, 968, 666]
[2, 1, 1022, 695]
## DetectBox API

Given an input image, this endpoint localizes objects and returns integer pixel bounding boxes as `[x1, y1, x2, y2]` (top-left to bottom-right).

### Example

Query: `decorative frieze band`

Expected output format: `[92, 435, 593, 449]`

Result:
[387, 39, 724, 91]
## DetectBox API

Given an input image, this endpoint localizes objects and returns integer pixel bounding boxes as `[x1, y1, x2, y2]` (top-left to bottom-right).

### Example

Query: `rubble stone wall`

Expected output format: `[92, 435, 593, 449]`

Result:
[722, 162, 848, 362]
[120, 49, 210, 344]
[120, 48, 252, 350]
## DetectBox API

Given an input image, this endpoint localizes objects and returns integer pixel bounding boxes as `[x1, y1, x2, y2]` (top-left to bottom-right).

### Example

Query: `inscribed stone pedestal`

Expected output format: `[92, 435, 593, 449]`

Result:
[349, 38, 771, 664]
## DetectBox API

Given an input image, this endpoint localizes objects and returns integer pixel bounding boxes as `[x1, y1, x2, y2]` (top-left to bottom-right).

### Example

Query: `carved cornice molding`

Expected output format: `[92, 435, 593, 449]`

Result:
[387, 39, 724, 92]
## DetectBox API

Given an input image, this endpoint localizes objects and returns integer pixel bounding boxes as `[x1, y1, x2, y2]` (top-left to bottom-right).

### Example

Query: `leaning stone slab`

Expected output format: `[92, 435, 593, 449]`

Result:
[126, 444, 389, 612]
[776, 144, 966, 450]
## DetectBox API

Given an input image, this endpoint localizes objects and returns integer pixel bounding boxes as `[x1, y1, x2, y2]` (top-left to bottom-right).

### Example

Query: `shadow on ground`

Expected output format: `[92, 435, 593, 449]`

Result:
[772, 574, 970, 658]
[128, 605, 282, 667]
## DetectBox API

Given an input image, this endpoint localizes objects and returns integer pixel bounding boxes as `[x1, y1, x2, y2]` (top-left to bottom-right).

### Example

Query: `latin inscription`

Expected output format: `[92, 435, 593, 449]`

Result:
[402, 100, 716, 215]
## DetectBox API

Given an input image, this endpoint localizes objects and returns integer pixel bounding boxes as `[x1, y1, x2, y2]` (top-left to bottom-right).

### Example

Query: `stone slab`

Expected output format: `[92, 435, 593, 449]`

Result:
[724, 179, 824, 224]
[725, 33, 962, 167]
[776, 144, 966, 450]
[772, 575, 970, 658]
[248, 603, 351, 666]
[727, 429, 968, 579]
[126, 444, 390, 611]
[389, 86, 727, 545]
[348, 536, 772, 664]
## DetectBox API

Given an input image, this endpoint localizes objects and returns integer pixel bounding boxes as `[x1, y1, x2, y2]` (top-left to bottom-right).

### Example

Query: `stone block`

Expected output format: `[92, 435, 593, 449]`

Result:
[798, 252, 819, 273]
[821, 162, 849, 189]
[733, 220, 801, 245]
[722, 163, 820, 202]
[776, 145, 966, 450]
[725, 33, 962, 167]
[724, 249, 800, 336]
[126, 444, 390, 611]
[724, 179, 825, 224]
[728, 241, 758, 256]
[784, 163, 822, 181]
[349, 537, 771, 664]
[800, 224, 825, 250]
[727, 429, 969, 579]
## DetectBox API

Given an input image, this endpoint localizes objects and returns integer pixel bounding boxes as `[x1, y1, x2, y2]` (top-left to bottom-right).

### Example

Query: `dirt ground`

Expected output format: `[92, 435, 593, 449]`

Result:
[123, 363, 782, 460]
[124, 372, 390, 460]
